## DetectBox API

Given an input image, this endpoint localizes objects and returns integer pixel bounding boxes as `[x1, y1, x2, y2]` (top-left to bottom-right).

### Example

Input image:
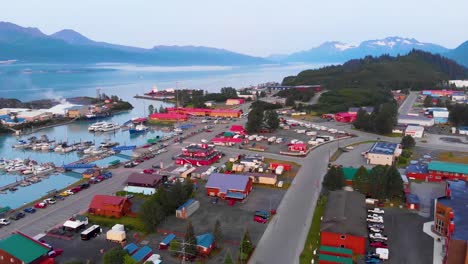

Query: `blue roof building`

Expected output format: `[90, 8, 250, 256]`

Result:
[366, 142, 401, 166]
[196, 233, 214, 255]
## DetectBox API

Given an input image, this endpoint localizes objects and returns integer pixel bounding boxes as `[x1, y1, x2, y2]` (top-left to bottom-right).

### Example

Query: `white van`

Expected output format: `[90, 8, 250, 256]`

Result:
[306, 131, 317, 136]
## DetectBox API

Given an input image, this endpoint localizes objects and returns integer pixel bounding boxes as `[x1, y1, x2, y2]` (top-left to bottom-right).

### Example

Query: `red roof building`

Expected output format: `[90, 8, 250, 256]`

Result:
[288, 143, 308, 152]
[230, 125, 246, 134]
[211, 137, 243, 145]
[175, 144, 222, 166]
[334, 112, 357, 123]
[88, 195, 132, 218]
[149, 113, 188, 122]
[166, 107, 242, 118]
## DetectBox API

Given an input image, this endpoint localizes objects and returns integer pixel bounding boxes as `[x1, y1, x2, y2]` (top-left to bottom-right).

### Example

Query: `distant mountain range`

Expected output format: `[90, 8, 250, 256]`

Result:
[0, 22, 268, 65]
[1, 21, 467, 67]
[269, 37, 468, 67]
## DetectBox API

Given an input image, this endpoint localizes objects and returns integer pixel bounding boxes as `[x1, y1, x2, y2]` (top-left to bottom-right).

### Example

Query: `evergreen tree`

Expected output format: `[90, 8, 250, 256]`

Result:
[322, 166, 345, 191]
[239, 229, 253, 262]
[401, 135, 416, 149]
[148, 104, 155, 115]
[158, 105, 166, 113]
[285, 96, 295, 107]
[184, 221, 198, 258]
[139, 197, 164, 232]
[423, 95, 433, 107]
[354, 109, 372, 131]
[213, 219, 223, 247]
[373, 102, 397, 134]
[386, 166, 404, 198]
[223, 249, 234, 264]
[264, 110, 280, 130]
[123, 255, 138, 264]
[352, 166, 370, 194]
[368, 165, 389, 199]
[246, 107, 264, 133]
[102, 247, 125, 264]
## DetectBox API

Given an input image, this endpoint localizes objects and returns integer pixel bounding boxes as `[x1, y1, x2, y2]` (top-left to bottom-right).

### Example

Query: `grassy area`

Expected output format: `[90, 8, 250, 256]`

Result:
[299, 195, 327, 264]
[437, 152, 468, 164]
[384, 132, 404, 137]
[87, 214, 146, 232]
[115, 191, 150, 200]
[329, 148, 344, 162]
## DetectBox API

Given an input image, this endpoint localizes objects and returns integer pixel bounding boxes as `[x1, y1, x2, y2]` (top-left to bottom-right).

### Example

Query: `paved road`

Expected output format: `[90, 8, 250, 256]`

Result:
[308, 91, 327, 105]
[398, 91, 418, 114]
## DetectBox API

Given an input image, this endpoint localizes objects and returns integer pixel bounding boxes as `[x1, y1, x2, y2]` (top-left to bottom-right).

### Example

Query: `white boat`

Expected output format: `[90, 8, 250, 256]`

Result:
[88, 122, 108, 132]
[34, 166, 54, 176]
[97, 123, 120, 132]
[41, 143, 51, 151]
[129, 124, 148, 134]
[22, 169, 33, 175]
[83, 146, 97, 154]
[13, 140, 30, 149]
[91, 148, 106, 155]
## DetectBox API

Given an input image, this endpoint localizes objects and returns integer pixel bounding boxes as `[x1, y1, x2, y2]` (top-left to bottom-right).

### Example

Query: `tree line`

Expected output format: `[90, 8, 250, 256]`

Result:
[353, 102, 398, 135]
[323, 165, 404, 200]
[246, 101, 281, 133]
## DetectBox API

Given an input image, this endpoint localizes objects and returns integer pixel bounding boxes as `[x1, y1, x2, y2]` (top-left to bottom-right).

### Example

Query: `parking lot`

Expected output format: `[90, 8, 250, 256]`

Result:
[383, 208, 433, 264]
[334, 142, 374, 168]
[40, 183, 286, 263]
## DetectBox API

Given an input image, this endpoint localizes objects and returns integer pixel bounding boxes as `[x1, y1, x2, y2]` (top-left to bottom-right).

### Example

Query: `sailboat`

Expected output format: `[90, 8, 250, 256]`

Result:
[129, 96, 149, 134]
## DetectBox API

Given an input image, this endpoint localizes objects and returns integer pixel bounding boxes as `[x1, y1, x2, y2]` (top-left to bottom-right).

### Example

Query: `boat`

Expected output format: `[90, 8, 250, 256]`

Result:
[129, 124, 149, 134]
[33, 166, 54, 176]
[55, 143, 74, 153]
[12, 140, 30, 149]
[41, 143, 51, 151]
[88, 122, 108, 132]
[97, 123, 120, 132]
[21, 169, 33, 175]
[100, 139, 119, 148]
[20, 181, 31, 187]
[83, 146, 97, 154]
[9, 187, 18, 192]
[0, 59, 17, 65]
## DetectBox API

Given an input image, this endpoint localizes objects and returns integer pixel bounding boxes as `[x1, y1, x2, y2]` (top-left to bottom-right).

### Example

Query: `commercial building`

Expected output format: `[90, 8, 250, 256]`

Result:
[334, 112, 357, 123]
[124, 173, 164, 195]
[398, 114, 435, 127]
[404, 125, 424, 138]
[0, 232, 53, 264]
[230, 125, 246, 134]
[422, 90, 457, 97]
[320, 191, 367, 255]
[149, 113, 188, 122]
[205, 173, 253, 200]
[88, 195, 132, 218]
[166, 107, 242, 118]
[347, 106, 374, 115]
[17, 110, 53, 122]
[175, 144, 222, 166]
[365, 142, 402, 166]
[428, 161, 468, 181]
[225, 98, 245, 105]
[431, 181, 468, 264]
[244, 172, 278, 185]
[211, 137, 243, 146]
[425, 107, 450, 124]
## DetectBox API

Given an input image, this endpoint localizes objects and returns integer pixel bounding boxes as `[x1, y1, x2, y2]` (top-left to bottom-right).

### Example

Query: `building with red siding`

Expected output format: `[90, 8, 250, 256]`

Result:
[320, 191, 367, 255]
[88, 195, 132, 218]
[175, 144, 222, 166]
[149, 113, 188, 122]
[405, 161, 468, 182]
[334, 112, 357, 123]
[226, 98, 245, 105]
[427, 181, 468, 264]
[205, 173, 253, 200]
[0, 232, 53, 264]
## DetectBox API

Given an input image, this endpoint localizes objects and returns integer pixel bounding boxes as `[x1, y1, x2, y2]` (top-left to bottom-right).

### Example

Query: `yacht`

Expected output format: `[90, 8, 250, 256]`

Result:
[13, 140, 30, 149]
[129, 124, 149, 134]
[83, 146, 97, 154]
[88, 122, 108, 132]
[33, 166, 54, 176]
[55, 143, 74, 153]
[97, 123, 120, 132]
[100, 140, 119, 148]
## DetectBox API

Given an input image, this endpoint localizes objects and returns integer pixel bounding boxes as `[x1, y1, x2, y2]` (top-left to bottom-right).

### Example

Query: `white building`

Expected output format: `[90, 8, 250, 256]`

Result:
[405, 125, 424, 138]
[398, 114, 434, 127]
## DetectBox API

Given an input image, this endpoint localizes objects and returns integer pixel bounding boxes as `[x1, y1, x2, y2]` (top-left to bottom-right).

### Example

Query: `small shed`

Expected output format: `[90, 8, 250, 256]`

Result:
[159, 233, 176, 250]
[131, 246, 153, 262]
[176, 199, 200, 219]
[405, 193, 420, 211]
[196, 233, 215, 255]
[124, 243, 139, 255]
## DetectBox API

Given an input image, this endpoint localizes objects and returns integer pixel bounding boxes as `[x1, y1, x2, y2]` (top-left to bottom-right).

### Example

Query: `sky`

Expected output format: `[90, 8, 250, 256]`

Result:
[1, 0, 467, 56]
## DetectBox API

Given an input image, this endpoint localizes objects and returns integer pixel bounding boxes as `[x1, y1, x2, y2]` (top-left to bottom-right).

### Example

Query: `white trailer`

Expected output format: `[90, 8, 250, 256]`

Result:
[107, 224, 126, 243]
[268, 136, 277, 143]
[308, 140, 318, 146]
[176, 199, 200, 219]
[306, 131, 317, 136]
[275, 166, 284, 175]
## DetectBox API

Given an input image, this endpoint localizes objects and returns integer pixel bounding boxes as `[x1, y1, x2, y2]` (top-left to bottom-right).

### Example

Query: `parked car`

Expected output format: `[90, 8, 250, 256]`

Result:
[253, 215, 268, 224]
[152, 164, 161, 169]
[135, 159, 145, 163]
[10, 212, 25, 220]
[368, 208, 385, 214]
[43, 198, 57, 205]
[367, 214, 383, 218]
[48, 248, 64, 258]
[70, 187, 82, 193]
[80, 183, 90, 189]
[59, 191, 71, 197]
[52, 195, 65, 200]
[34, 202, 47, 209]
[367, 218, 384, 223]
[365, 256, 382, 264]
[254, 210, 270, 219]
[102, 172, 113, 179]
[370, 241, 388, 248]
[124, 162, 137, 168]
[369, 233, 388, 241]
[23, 207, 36, 213]
[0, 218, 11, 225]
[143, 169, 155, 174]
[369, 227, 382, 233]
[368, 223, 384, 229]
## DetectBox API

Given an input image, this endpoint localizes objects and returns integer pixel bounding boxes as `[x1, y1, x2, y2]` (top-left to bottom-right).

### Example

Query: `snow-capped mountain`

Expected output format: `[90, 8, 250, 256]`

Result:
[273, 36, 450, 63]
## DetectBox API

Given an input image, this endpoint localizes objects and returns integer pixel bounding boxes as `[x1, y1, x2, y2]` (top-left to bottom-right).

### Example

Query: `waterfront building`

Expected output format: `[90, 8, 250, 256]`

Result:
[175, 144, 222, 166]
[149, 113, 188, 122]
[0, 232, 53, 264]
[124, 173, 164, 195]
[166, 107, 242, 118]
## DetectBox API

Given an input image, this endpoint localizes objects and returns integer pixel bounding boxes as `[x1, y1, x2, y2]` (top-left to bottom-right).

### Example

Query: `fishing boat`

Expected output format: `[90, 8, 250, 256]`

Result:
[55, 143, 74, 153]
[99, 139, 119, 148]
[129, 124, 149, 134]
